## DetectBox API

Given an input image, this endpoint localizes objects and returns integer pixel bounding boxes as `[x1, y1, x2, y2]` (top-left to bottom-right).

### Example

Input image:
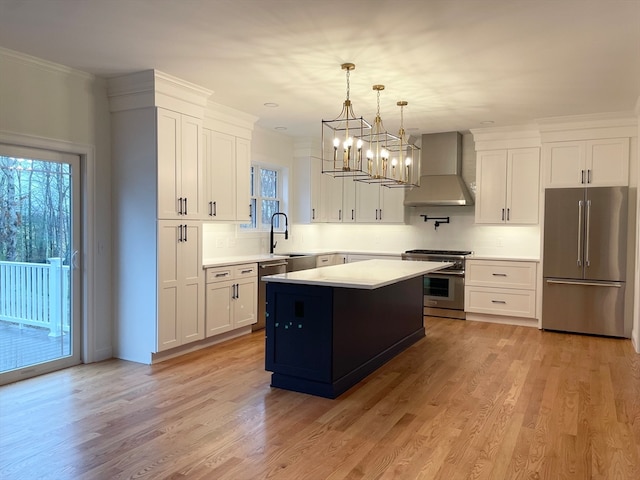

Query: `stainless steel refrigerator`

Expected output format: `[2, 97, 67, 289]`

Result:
[542, 186, 628, 337]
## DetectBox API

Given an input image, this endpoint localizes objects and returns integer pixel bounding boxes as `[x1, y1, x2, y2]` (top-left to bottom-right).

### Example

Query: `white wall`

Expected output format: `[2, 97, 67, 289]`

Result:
[0, 48, 112, 361]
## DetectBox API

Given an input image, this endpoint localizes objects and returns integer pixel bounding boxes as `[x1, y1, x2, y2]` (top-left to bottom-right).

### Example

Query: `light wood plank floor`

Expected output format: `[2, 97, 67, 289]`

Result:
[1, 318, 640, 479]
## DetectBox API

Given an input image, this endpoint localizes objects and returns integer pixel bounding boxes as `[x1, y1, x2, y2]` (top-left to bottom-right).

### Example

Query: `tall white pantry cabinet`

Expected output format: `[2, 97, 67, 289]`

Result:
[108, 70, 255, 364]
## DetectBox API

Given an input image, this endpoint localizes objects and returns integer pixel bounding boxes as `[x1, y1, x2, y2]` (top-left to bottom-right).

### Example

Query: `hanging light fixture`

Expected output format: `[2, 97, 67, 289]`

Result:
[358, 84, 400, 184]
[385, 100, 421, 188]
[322, 63, 371, 178]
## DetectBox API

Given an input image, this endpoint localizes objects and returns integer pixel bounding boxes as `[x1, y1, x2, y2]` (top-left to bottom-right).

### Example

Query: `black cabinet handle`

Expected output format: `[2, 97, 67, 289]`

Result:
[312, 208, 315, 220]
[184, 198, 188, 215]
[506, 208, 510, 221]
[213, 201, 217, 217]
[184, 224, 188, 242]
[178, 197, 183, 215]
[581, 169, 585, 184]
[501, 208, 505, 221]
[178, 224, 183, 242]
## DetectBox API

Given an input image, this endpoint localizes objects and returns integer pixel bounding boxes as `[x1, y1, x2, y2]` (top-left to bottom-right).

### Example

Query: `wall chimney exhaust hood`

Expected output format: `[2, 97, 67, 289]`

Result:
[404, 132, 474, 206]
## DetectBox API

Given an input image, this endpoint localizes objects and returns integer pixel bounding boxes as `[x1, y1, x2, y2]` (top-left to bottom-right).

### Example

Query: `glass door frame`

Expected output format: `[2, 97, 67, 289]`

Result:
[0, 144, 81, 385]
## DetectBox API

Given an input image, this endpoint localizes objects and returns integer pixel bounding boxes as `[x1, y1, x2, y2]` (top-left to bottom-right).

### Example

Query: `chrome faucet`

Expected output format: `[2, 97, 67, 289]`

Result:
[270, 212, 288, 254]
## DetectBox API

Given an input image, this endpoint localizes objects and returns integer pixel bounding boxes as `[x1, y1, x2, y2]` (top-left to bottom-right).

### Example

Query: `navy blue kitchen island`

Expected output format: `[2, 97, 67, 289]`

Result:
[263, 260, 447, 398]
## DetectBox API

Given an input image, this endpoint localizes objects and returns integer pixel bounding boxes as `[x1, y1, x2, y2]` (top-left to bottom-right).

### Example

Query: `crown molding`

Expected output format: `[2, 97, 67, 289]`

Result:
[107, 69, 213, 117]
[470, 124, 541, 151]
[0, 46, 95, 80]
[203, 99, 257, 138]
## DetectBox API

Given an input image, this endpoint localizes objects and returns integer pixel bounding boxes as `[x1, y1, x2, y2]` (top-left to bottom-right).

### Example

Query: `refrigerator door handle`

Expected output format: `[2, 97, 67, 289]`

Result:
[577, 200, 584, 267]
[585, 200, 591, 267]
[546, 279, 623, 288]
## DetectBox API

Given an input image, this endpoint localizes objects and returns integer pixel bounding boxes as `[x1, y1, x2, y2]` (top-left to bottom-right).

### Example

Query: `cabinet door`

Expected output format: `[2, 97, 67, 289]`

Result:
[543, 141, 585, 188]
[234, 278, 257, 327]
[205, 281, 233, 336]
[310, 156, 323, 222]
[506, 148, 539, 224]
[475, 150, 508, 224]
[235, 138, 252, 222]
[342, 177, 357, 223]
[157, 222, 180, 351]
[157, 109, 181, 219]
[180, 223, 204, 343]
[380, 186, 405, 223]
[206, 130, 236, 220]
[180, 115, 203, 219]
[586, 138, 629, 186]
[322, 175, 344, 222]
[355, 182, 380, 223]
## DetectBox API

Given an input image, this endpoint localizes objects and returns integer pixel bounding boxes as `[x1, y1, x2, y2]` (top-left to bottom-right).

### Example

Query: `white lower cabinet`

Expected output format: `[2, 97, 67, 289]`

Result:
[205, 263, 257, 337]
[465, 259, 537, 319]
[157, 221, 205, 351]
[316, 253, 346, 267]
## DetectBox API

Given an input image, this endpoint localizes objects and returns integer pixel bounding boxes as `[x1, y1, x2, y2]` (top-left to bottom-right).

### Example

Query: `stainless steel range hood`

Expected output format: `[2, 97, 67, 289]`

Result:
[404, 132, 474, 206]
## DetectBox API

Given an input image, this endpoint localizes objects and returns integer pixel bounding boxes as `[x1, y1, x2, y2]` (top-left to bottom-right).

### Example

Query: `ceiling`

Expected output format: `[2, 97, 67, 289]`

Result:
[0, 0, 639, 138]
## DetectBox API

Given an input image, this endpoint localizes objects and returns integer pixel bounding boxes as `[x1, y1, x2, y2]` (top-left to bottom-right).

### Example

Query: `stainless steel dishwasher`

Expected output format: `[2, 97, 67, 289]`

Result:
[254, 259, 289, 331]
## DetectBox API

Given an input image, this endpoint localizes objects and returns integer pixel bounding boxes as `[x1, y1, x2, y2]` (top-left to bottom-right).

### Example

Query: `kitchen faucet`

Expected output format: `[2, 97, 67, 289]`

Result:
[270, 212, 288, 254]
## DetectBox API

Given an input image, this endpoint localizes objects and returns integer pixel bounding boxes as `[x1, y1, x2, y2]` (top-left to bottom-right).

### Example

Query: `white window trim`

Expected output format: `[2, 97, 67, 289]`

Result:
[239, 162, 288, 233]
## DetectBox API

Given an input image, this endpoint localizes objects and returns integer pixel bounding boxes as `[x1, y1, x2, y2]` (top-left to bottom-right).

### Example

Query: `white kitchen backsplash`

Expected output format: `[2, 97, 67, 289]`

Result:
[202, 206, 541, 259]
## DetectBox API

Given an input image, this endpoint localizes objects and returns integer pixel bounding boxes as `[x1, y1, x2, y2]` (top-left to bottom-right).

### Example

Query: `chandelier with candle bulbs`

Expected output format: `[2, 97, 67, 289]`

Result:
[321, 63, 420, 187]
[321, 63, 370, 178]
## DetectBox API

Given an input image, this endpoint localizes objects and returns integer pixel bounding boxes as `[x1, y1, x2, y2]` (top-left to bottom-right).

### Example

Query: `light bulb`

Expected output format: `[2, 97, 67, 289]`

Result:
[333, 138, 340, 148]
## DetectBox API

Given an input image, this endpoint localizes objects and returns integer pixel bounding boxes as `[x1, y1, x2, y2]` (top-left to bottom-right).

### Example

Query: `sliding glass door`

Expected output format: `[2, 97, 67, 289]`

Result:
[0, 145, 81, 384]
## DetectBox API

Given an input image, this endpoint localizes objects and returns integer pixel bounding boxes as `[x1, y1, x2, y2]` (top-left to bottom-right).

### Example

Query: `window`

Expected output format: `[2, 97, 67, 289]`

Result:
[241, 165, 285, 230]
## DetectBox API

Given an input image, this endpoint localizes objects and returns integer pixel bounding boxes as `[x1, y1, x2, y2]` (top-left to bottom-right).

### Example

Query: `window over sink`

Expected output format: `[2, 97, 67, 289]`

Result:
[241, 164, 286, 231]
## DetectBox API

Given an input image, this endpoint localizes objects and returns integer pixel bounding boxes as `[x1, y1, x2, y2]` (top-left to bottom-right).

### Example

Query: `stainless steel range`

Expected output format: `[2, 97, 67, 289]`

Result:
[401, 249, 473, 320]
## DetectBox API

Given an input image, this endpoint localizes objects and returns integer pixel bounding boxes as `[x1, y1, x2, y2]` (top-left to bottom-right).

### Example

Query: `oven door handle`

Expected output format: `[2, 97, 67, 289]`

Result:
[426, 270, 465, 277]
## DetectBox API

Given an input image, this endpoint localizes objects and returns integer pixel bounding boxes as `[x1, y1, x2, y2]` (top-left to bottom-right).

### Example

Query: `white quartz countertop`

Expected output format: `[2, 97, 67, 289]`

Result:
[468, 254, 540, 262]
[202, 254, 289, 269]
[261, 259, 450, 290]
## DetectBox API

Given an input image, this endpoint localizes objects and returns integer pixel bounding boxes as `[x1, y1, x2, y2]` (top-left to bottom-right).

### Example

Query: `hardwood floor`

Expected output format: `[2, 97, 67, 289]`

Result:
[1, 318, 640, 479]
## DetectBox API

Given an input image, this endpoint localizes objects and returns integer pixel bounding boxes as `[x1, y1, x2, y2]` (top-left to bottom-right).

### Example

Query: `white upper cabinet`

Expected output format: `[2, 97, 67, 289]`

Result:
[543, 138, 629, 188]
[202, 129, 252, 222]
[309, 156, 323, 222]
[475, 147, 540, 224]
[157, 109, 203, 220]
[321, 175, 357, 223]
[355, 182, 405, 223]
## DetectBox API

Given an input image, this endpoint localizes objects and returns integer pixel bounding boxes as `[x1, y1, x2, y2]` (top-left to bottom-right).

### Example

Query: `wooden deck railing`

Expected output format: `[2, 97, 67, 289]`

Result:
[0, 259, 70, 337]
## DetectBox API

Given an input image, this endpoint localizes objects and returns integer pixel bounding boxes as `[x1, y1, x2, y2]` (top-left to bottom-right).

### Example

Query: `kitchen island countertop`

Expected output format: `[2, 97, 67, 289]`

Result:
[262, 259, 449, 289]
